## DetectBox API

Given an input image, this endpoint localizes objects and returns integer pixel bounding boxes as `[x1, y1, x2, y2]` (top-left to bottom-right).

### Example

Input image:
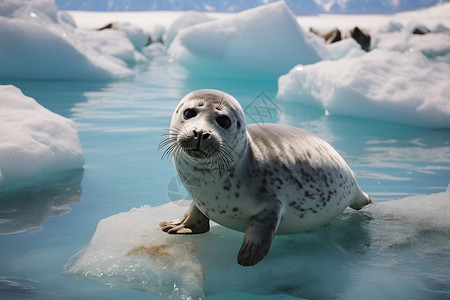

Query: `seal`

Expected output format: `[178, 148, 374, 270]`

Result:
[159, 89, 371, 266]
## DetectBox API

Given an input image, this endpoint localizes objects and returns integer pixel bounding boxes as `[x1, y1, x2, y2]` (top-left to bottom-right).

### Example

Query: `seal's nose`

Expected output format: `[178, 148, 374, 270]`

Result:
[193, 130, 210, 141]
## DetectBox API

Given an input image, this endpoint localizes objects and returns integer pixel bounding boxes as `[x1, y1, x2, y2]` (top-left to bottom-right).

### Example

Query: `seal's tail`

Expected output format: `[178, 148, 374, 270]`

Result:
[349, 191, 371, 210]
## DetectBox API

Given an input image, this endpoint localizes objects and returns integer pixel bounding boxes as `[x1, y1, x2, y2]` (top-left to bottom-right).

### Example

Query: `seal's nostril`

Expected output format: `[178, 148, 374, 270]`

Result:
[202, 133, 210, 140]
[193, 130, 199, 138]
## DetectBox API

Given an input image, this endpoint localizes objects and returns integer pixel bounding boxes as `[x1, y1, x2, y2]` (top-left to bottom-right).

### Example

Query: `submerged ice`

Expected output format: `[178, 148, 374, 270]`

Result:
[66, 186, 450, 299]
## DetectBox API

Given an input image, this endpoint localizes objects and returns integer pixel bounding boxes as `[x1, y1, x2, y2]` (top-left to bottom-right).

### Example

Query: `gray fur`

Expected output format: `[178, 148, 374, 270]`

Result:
[159, 89, 371, 266]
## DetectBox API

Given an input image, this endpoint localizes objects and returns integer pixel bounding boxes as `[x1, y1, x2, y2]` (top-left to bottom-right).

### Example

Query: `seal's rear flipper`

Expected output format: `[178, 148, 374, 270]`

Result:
[349, 191, 371, 210]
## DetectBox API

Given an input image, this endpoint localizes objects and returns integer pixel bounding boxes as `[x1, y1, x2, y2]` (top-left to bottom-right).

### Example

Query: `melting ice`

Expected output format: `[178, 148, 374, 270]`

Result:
[66, 186, 450, 299]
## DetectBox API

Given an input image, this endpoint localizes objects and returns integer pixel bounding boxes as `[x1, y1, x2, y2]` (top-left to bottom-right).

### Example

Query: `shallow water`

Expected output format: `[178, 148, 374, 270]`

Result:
[1, 56, 449, 299]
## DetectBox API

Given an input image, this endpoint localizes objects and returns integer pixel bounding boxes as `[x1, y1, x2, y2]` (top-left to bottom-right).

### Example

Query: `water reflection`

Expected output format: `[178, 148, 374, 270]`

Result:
[0, 169, 83, 235]
[0, 80, 110, 118]
[0, 276, 36, 294]
[277, 101, 450, 199]
[0, 79, 104, 236]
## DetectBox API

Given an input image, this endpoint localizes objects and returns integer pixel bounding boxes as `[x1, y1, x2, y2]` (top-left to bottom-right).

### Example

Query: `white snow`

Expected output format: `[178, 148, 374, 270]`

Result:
[327, 38, 363, 60]
[0, 0, 143, 80]
[80, 23, 147, 64]
[373, 22, 450, 61]
[275, 2, 450, 128]
[297, 3, 450, 33]
[167, 2, 329, 78]
[277, 48, 450, 128]
[69, 10, 187, 31]
[0, 85, 84, 187]
[164, 11, 213, 46]
[65, 186, 450, 299]
[64, 5, 450, 134]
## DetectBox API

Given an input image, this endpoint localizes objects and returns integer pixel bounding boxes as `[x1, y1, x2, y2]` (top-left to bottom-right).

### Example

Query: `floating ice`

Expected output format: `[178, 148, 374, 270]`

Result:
[0, 85, 84, 187]
[327, 38, 364, 60]
[164, 11, 213, 46]
[0, 0, 134, 80]
[168, 2, 329, 78]
[65, 202, 207, 299]
[373, 21, 450, 62]
[81, 25, 147, 64]
[277, 49, 450, 128]
[114, 22, 148, 50]
[66, 186, 450, 299]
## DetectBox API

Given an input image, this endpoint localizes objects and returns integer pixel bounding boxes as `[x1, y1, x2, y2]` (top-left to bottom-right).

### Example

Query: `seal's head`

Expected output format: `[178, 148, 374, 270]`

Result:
[160, 89, 247, 171]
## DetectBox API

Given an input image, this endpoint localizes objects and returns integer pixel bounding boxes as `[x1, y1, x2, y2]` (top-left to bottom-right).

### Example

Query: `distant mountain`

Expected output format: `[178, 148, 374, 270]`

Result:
[55, 0, 449, 14]
[323, 0, 447, 14]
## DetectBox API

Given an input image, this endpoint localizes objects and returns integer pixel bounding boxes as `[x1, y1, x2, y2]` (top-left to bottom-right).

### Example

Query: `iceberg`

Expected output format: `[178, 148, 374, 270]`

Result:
[277, 49, 450, 128]
[0, 0, 134, 80]
[168, 2, 329, 78]
[327, 38, 364, 60]
[0, 85, 84, 187]
[164, 11, 213, 46]
[81, 23, 147, 64]
[66, 186, 450, 299]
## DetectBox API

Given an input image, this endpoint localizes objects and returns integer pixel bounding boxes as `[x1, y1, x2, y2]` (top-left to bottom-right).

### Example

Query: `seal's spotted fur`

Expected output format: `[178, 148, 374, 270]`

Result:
[159, 89, 371, 266]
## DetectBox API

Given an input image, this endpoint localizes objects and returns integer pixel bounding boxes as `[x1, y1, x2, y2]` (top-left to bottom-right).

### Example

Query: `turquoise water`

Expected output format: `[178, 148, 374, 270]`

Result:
[1, 56, 449, 299]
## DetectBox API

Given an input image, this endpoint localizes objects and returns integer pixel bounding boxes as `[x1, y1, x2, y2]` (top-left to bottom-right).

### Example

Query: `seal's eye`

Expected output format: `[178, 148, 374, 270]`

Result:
[216, 115, 232, 129]
[183, 108, 197, 120]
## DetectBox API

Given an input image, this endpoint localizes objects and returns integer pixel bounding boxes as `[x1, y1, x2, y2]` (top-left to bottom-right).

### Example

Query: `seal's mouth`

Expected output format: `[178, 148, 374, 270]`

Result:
[184, 148, 210, 159]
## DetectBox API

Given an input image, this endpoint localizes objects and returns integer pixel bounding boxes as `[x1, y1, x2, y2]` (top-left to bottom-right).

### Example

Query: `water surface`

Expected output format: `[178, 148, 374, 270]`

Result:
[1, 56, 449, 299]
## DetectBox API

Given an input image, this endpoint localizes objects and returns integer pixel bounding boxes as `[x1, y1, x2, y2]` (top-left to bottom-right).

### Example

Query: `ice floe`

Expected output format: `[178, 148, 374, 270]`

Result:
[0, 0, 143, 80]
[277, 48, 450, 128]
[65, 185, 450, 299]
[373, 21, 450, 62]
[167, 2, 329, 78]
[164, 11, 213, 46]
[0, 85, 84, 187]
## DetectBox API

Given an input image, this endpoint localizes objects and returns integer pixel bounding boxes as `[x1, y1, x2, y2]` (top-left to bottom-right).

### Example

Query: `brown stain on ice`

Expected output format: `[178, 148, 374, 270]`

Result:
[126, 242, 198, 261]
[126, 242, 205, 282]
[126, 244, 171, 258]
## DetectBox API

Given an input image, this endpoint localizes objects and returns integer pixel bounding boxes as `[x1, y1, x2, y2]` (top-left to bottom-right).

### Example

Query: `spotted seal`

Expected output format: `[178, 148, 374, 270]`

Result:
[159, 89, 371, 266]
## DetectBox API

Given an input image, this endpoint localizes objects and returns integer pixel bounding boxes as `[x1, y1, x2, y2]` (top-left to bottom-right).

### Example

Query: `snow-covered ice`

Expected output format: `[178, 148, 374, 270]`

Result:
[326, 38, 363, 60]
[64, 2, 450, 128]
[373, 23, 450, 62]
[164, 11, 213, 46]
[167, 2, 329, 78]
[275, 2, 450, 129]
[277, 48, 450, 128]
[0, 0, 147, 80]
[66, 186, 450, 299]
[0, 85, 84, 187]
[81, 23, 147, 64]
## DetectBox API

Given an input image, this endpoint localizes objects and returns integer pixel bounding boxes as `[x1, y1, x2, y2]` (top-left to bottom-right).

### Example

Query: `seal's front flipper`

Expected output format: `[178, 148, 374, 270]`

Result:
[237, 204, 282, 266]
[159, 202, 210, 234]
